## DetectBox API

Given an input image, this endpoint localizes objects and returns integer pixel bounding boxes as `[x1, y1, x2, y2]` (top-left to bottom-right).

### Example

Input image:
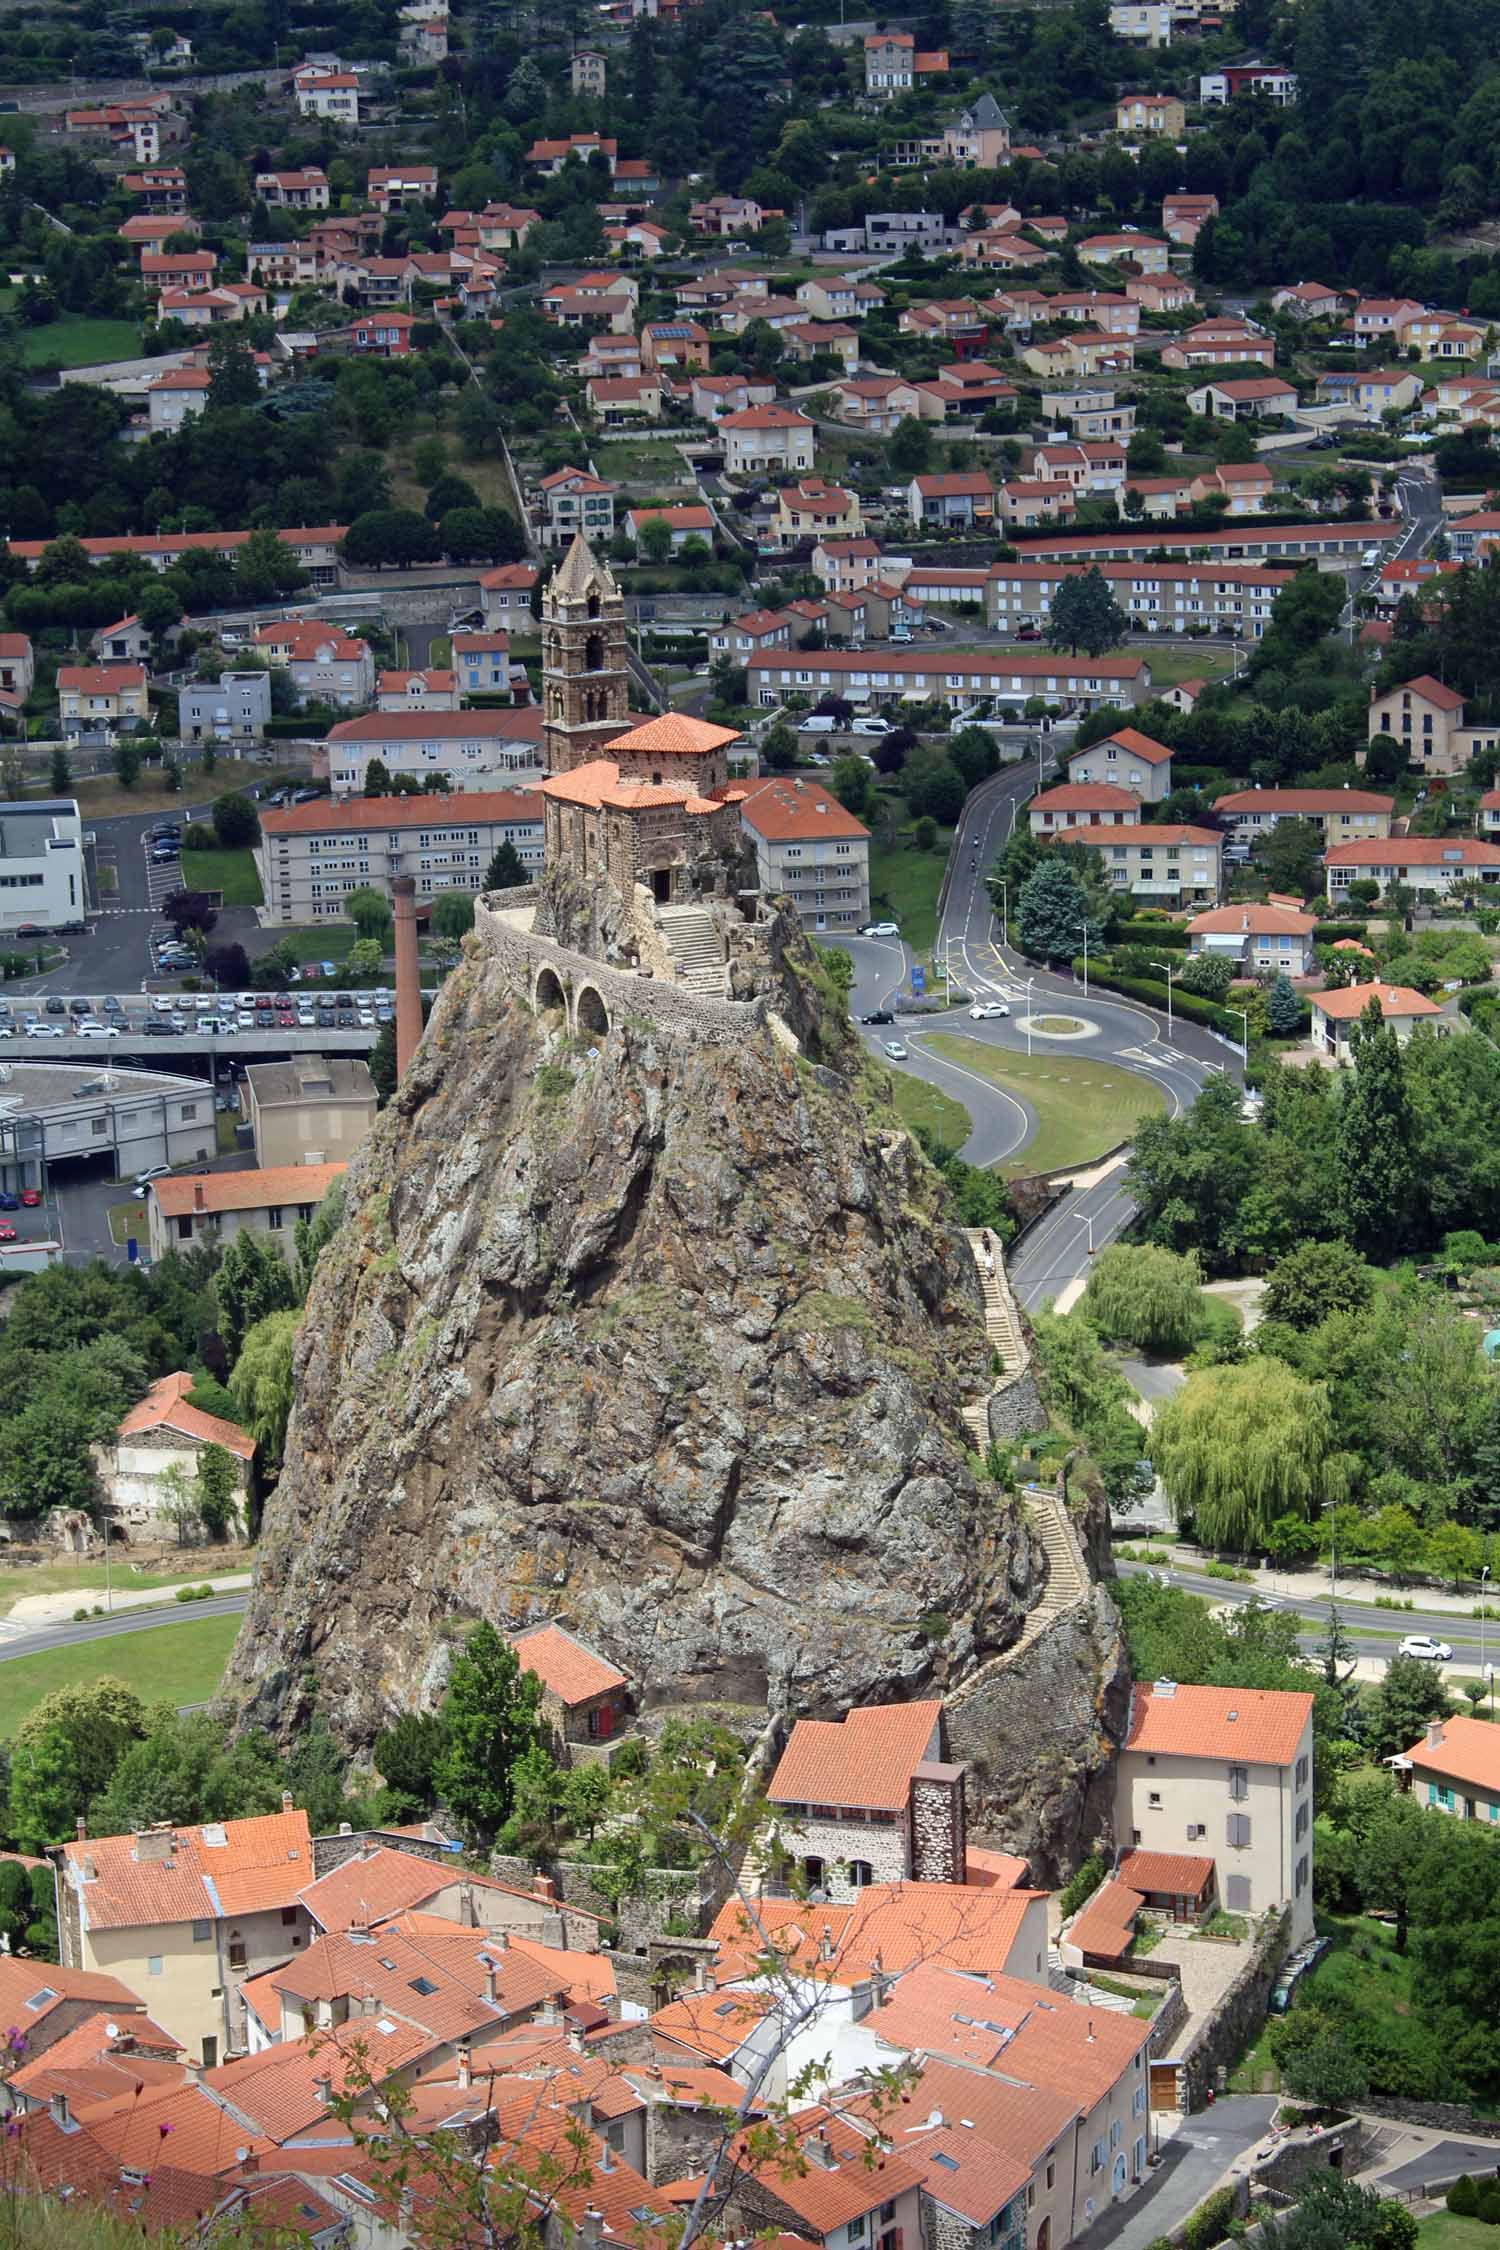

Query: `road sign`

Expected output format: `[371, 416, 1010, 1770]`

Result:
[911, 964, 925, 995]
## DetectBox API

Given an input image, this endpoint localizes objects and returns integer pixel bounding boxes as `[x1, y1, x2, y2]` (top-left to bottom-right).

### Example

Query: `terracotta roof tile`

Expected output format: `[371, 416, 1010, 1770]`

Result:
[1311, 982, 1441, 1021]
[1187, 904, 1315, 936]
[1116, 1849, 1216, 1897]
[149, 1164, 346, 1222]
[1212, 788, 1393, 815]
[59, 1810, 312, 1931]
[117, 1371, 254, 1461]
[1401, 1714, 1500, 1794]
[767, 1701, 943, 1811]
[1031, 783, 1141, 814]
[1124, 1681, 1312, 1765]
[323, 708, 543, 745]
[263, 791, 541, 839]
[729, 2106, 924, 2231]
[510, 1623, 627, 1704]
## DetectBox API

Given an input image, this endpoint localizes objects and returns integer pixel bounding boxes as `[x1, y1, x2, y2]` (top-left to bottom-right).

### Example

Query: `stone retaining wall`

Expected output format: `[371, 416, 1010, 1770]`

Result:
[1249, 2118, 1365, 2196]
[487, 1849, 727, 1952]
[1175, 1907, 1290, 2112]
[1359, 2095, 1500, 2141]
[986, 1367, 1047, 1441]
[1148, 1979, 1189, 2056]
[475, 892, 768, 1047]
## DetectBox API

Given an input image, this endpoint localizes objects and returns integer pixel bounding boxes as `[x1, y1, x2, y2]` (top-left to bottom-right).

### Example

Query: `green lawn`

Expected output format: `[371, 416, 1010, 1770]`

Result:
[19, 317, 141, 369]
[923, 1035, 1167, 1177]
[0, 1613, 240, 1734]
[888, 1066, 972, 1151]
[106, 1198, 143, 1248]
[179, 846, 264, 907]
[1419, 2217, 1499, 2249]
[868, 829, 954, 955]
[252, 926, 361, 968]
[0, 1559, 236, 1618]
[1136, 646, 1238, 687]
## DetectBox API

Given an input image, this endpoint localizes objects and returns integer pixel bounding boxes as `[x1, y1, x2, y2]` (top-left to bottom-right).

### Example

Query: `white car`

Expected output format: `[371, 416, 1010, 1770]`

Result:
[970, 1001, 1011, 1019]
[1400, 1634, 1453, 1662]
[25, 1022, 63, 1039]
[860, 920, 900, 938]
[851, 715, 894, 735]
[75, 1021, 119, 1038]
[882, 1039, 909, 1060]
[194, 996, 216, 1013]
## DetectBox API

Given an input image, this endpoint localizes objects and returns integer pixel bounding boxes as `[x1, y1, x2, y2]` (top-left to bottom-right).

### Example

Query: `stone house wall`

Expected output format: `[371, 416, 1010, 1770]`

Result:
[770, 1809, 910, 1903]
[1174, 1907, 1289, 2111]
[910, 1771, 965, 1883]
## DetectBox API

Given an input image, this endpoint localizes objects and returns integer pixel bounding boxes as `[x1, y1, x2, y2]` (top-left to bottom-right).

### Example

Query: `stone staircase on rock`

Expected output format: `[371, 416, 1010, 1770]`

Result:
[656, 904, 728, 997]
[948, 1230, 1093, 1700]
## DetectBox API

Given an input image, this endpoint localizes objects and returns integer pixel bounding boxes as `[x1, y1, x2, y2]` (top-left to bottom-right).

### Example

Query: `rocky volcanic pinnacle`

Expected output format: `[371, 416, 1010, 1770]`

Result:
[230, 918, 1046, 1753]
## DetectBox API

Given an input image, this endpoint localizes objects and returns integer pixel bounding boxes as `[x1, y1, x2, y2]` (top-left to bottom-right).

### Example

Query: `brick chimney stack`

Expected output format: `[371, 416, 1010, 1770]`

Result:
[194, 1179, 207, 1214]
[392, 875, 421, 1078]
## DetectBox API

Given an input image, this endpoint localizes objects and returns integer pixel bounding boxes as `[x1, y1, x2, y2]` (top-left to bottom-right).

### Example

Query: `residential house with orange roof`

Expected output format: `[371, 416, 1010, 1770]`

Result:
[55, 1805, 316, 2064]
[725, 2105, 925, 2250]
[145, 1163, 347, 1267]
[1186, 902, 1317, 977]
[94, 1370, 254, 1544]
[1325, 834, 1500, 900]
[1065, 726, 1173, 802]
[764, 1700, 968, 1902]
[3, 2013, 185, 2118]
[1366, 672, 1499, 776]
[1029, 782, 1142, 835]
[55, 664, 149, 738]
[720, 405, 815, 478]
[1051, 821, 1221, 903]
[867, 1977, 1155, 2239]
[0, 1959, 154, 2074]
[250, 621, 374, 709]
[1393, 1714, 1500, 1824]
[298, 1837, 602, 1952]
[1211, 786, 1393, 846]
[1309, 982, 1445, 1060]
[1116, 1681, 1314, 1938]
[736, 775, 871, 932]
[856, 2049, 1077, 2250]
[511, 1621, 633, 1757]
[536, 464, 618, 549]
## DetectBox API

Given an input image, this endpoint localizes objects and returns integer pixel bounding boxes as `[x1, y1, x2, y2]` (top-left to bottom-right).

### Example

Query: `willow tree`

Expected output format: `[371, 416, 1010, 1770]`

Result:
[1081, 1243, 1206, 1358]
[1152, 1358, 1348, 1552]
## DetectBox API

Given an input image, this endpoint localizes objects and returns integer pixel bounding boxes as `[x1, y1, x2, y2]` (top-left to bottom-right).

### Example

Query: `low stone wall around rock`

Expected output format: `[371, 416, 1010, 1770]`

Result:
[1359, 2094, 1500, 2142]
[475, 892, 769, 1047]
[1249, 2118, 1366, 2196]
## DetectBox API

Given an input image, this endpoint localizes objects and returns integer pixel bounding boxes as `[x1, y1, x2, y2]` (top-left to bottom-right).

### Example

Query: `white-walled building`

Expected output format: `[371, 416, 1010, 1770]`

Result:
[0, 797, 86, 935]
[736, 774, 871, 932]
[258, 791, 544, 924]
[95, 1372, 254, 1544]
[324, 708, 544, 794]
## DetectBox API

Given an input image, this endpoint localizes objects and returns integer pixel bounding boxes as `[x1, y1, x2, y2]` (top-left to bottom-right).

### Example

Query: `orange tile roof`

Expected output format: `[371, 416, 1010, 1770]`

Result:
[1213, 787, 1393, 814]
[204, 2015, 434, 2143]
[1089, 725, 1174, 764]
[57, 665, 145, 694]
[538, 759, 693, 814]
[1311, 982, 1440, 1022]
[729, 2106, 924, 2231]
[241, 1917, 566, 2048]
[297, 1844, 451, 1930]
[1032, 783, 1141, 814]
[870, 2054, 1078, 2183]
[835, 1882, 1043, 1983]
[64, 2079, 273, 2175]
[0, 1959, 145, 2032]
[736, 776, 872, 844]
[263, 790, 540, 839]
[150, 1163, 347, 1221]
[1124, 1681, 1312, 1766]
[324, 707, 543, 745]
[767, 1700, 943, 1811]
[1065, 1876, 1141, 1963]
[1187, 904, 1315, 936]
[510, 1622, 628, 1704]
[1325, 837, 1500, 868]
[964, 1846, 1029, 1888]
[895, 2122, 1030, 2225]
[623, 2062, 758, 2110]
[1054, 822, 1220, 848]
[607, 712, 741, 760]
[117, 1370, 255, 1461]
[1116, 1849, 1215, 1897]
[59, 1810, 312, 1931]
[1402, 1714, 1500, 1794]
[649, 1985, 773, 2062]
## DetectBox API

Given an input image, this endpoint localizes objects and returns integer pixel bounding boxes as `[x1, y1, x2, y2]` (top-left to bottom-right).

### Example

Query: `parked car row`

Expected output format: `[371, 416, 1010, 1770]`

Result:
[0, 990, 393, 1040]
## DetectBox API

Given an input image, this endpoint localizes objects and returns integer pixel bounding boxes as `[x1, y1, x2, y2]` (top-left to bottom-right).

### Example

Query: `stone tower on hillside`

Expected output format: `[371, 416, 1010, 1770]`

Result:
[541, 533, 629, 778]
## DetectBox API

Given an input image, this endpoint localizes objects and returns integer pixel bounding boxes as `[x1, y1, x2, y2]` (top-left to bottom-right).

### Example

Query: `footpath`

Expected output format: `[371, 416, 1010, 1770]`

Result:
[0, 1572, 254, 1638]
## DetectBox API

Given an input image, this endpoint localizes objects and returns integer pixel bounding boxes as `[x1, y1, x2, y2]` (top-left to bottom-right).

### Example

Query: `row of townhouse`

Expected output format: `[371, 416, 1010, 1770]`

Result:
[985, 557, 1297, 637]
[7, 526, 346, 587]
[744, 647, 1153, 713]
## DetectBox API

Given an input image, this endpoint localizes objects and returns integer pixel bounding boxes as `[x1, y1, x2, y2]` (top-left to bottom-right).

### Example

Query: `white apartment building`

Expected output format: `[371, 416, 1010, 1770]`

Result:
[720, 407, 816, 478]
[324, 708, 545, 794]
[985, 560, 1294, 638]
[1110, 1, 1171, 41]
[1065, 727, 1173, 802]
[0, 1061, 214, 1197]
[0, 796, 86, 934]
[736, 775, 872, 933]
[258, 790, 544, 924]
[1210, 786, 1394, 843]
[1053, 820, 1220, 904]
[1116, 1681, 1314, 1942]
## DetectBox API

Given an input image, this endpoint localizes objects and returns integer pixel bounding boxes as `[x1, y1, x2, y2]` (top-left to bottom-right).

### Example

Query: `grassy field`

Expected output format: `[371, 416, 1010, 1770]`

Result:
[106, 1197, 143, 1248]
[0, 1558, 238, 1617]
[887, 1066, 972, 1151]
[924, 1035, 1167, 1176]
[257, 925, 361, 967]
[868, 827, 954, 955]
[179, 846, 264, 907]
[1136, 645, 1239, 687]
[18, 317, 140, 369]
[1419, 2217, 1497, 2249]
[0, 1612, 239, 1734]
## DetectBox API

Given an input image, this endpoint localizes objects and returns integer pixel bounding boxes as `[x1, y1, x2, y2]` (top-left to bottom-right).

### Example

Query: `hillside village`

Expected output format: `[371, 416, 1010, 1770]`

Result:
[3, 0, 1500, 2242]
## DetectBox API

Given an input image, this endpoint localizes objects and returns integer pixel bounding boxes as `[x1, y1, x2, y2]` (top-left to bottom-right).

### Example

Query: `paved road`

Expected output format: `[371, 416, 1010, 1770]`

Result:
[0, 1592, 249, 1659]
[1074, 2097, 1277, 2250]
[1115, 1548, 1500, 1668]
[830, 750, 1236, 1307]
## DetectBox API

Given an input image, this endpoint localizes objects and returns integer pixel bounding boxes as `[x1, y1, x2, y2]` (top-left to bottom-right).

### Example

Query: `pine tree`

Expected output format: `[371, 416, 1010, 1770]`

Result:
[1046, 567, 1129, 657]
[484, 840, 527, 890]
[432, 1623, 542, 1837]
[1015, 856, 1104, 963]
[1266, 972, 1302, 1035]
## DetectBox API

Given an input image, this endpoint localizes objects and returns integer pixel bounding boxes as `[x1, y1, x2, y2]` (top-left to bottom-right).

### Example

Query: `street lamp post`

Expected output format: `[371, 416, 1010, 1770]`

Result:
[1025, 976, 1034, 1056]
[1484, 1564, 1492, 1709]
[1230, 1003, 1250, 1067]
[1078, 921, 1090, 996]
[1152, 958, 1176, 1032]
[998, 879, 1009, 951]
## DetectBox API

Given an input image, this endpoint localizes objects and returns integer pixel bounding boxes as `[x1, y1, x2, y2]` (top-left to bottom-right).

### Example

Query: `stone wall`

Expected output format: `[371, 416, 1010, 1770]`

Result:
[986, 1367, 1047, 1443]
[1147, 1978, 1188, 2057]
[488, 1849, 726, 1952]
[1248, 2118, 1366, 2197]
[946, 1581, 1130, 1886]
[1175, 1907, 1290, 2112]
[1359, 2095, 1500, 2141]
[475, 892, 768, 1048]
[310, 1825, 454, 1880]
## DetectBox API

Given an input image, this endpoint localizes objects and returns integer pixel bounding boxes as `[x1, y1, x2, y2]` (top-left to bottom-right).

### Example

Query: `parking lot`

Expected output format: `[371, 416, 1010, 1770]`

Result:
[1, 987, 393, 1043]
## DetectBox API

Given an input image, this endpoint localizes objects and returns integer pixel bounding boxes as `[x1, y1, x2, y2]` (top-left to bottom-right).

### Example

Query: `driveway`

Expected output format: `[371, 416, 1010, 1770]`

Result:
[1073, 2096, 1277, 2250]
[1147, 1930, 1251, 2052]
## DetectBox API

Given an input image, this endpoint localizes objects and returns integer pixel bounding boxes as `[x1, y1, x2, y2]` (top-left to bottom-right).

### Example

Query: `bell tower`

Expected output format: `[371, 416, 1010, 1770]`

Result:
[541, 534, 630, 777]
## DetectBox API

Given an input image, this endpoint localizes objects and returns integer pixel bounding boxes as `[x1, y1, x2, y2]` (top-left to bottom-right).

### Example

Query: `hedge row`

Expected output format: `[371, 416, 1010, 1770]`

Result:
[264, 716, 332, 740]
[1313, 921, 1370, 943]
[1072, 959, 1311, 1039]
[1112, 919, 1190, 948]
